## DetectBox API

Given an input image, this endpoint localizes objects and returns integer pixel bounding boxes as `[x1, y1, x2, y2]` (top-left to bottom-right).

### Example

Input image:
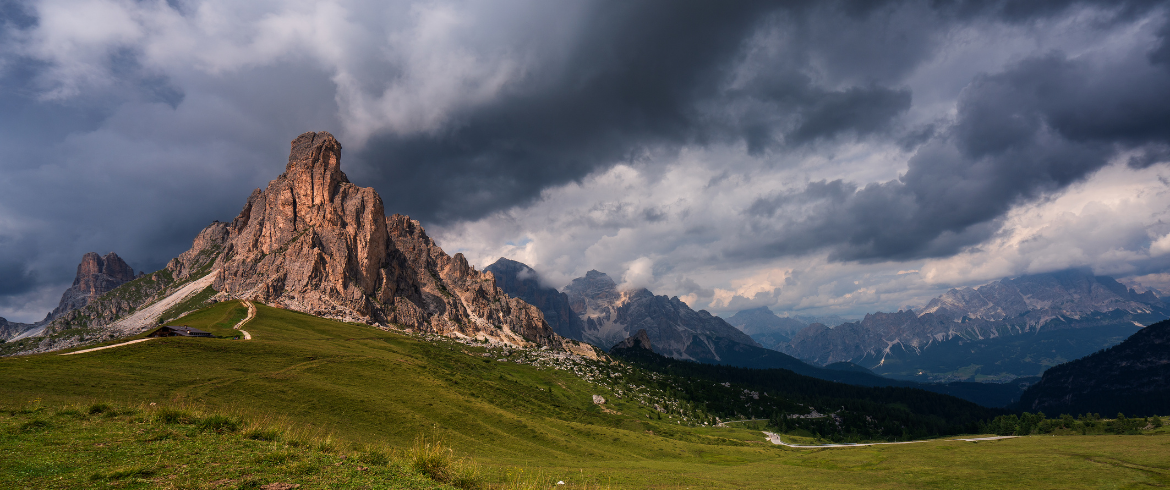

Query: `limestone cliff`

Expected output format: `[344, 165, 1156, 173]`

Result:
[0, 317, 36, 341]
[169, 131, 562, 348]
[47, 252, 136, 321]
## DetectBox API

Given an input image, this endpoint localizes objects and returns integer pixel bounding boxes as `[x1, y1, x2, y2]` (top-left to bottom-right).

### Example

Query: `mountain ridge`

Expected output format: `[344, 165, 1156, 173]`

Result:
[761, 269, 1169, 381]
[1016, 318, 1170, 417]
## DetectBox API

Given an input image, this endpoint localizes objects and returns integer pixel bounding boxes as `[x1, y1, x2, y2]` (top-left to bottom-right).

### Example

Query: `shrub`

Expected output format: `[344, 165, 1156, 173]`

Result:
[87, 403, 113, 415]
[244, 428, 281, 442]
[358, 450, 390, 466]
[408, 436, 485, 489]
[197, 415, 241, 434]
[18, 419, 52, 433]
[154, 408, 197, 425]
[410, 436, 454, 482]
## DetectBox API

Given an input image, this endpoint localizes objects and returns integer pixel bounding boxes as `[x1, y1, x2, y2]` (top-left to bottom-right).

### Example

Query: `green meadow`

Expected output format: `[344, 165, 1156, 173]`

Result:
[2, 301, 1168, 489]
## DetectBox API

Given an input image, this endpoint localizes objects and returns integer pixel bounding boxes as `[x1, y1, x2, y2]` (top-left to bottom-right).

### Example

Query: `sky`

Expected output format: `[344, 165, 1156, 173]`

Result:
[3, 0, 1170, 323]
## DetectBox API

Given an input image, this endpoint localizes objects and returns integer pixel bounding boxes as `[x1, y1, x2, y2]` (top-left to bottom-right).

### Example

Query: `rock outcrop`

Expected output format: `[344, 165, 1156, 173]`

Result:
[562, 270, 760, 361]
[611, 329, 653, 351]
[47, 252, 136, 321]
[0, 317, 36, 341]
[168, 131, 561, 348]
[484, 258, 586, 340]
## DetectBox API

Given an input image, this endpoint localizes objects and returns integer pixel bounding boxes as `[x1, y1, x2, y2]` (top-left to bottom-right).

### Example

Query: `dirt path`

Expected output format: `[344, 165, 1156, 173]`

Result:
[234, 301, 255, 340]
[763, 431, 1018, 448]
[59, 338, 154, 356]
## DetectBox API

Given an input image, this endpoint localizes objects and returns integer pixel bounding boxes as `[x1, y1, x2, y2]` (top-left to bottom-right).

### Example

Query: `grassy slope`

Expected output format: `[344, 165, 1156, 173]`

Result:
[2, 302, 1169, 489]
[0, 405, 457, 490]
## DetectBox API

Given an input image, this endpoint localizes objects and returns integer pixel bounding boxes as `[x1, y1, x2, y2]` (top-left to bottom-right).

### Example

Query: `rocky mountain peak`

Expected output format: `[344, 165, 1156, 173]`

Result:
[484, 258, 587, 341]
[567, 270, 617, 293]
[47, 252, 136, 321]
[563, 270, 621, 315]
[558, 268, 760, 361]
[163, 131, 568, 350]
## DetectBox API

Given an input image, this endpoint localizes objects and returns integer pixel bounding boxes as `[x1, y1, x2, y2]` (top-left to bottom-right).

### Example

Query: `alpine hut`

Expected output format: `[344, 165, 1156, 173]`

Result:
[147, 325, 213, 338]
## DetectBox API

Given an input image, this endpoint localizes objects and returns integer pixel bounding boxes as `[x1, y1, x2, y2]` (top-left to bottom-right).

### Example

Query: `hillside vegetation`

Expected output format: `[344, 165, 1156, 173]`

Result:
[2, 301, 1169, 488]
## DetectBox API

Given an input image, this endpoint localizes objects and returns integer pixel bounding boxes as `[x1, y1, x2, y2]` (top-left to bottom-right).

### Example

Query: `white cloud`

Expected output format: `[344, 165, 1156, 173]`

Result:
[8, 0, 564, 146]
[619, 257, 655, 291]
[435, 148, 1170, 318]
[920, 160, 1170, 285]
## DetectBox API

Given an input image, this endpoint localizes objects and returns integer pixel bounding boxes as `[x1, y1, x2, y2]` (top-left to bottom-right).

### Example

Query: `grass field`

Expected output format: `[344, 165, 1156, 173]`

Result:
[2, 301, 1168, 488]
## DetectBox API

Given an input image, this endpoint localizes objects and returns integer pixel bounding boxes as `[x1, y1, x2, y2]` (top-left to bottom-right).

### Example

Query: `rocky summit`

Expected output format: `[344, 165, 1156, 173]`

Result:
[166, 132, 565, 349]
[561, 269, 759, 361]
[47, 252, 137, 322]
[484, 258, 586, 341]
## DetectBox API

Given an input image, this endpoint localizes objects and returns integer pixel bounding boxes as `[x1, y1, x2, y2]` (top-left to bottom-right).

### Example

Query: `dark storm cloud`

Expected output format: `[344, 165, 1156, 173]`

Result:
[356, 1, 777, 222]
[0, 258, 36, 296]
[0, 55, 345, 319]
[354, 0, 949, 223]
[744, 42, 1170, 262]
[357, 0, 1168, 225]
[2, 0, 1169, 321]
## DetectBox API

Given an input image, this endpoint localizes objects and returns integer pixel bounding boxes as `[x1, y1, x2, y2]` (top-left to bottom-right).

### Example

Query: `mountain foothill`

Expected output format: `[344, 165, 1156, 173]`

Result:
[3, 131, 1166, 423]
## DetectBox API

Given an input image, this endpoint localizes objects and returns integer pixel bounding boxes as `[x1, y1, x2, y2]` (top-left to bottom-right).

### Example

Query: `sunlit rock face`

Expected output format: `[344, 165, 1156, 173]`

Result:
[171, 131, 560, 348]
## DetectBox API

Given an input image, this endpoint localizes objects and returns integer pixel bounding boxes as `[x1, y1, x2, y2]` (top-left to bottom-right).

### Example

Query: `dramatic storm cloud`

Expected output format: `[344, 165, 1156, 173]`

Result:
[2, 0, 1170, 321]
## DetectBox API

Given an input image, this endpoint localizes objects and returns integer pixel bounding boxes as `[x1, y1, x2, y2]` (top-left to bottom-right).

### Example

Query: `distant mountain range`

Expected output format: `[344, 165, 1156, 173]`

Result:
[1016, 318, 1170, 417]
[725, 307, 850, 350]
[486, 258, 1033, 407]
[734, 269, 1169, 383]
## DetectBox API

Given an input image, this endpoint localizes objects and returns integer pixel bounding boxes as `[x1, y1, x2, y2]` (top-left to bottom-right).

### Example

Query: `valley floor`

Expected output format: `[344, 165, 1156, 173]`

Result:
[2, 301, 1167, 489]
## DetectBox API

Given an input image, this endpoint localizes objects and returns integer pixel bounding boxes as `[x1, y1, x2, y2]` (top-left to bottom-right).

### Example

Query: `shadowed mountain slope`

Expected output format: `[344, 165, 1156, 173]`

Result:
[484, 258, 586, 341]
[1016, 319, 1170, 417]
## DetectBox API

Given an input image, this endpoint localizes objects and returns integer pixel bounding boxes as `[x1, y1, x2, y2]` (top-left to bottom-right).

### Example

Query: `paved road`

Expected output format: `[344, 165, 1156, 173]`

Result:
[765, 431, 931, 448]
[763, 431, 1019, 448]
[59, 338, 154, 356]
[234, 301, 255, 340]
[716, 418, 769, 428]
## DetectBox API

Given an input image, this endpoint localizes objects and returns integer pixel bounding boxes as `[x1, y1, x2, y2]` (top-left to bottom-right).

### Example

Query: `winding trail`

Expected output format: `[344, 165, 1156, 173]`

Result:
[234, 301, 255, 340]
[59, 338, 154, 356]
[763, 431, 1017, 448]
